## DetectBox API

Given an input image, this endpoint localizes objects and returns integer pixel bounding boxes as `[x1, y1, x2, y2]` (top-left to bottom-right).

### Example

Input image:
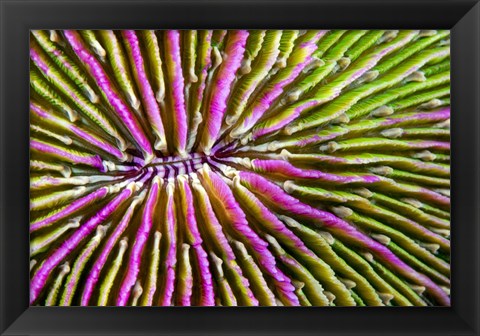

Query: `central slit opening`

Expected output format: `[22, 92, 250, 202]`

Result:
[136, 153, 213, 178]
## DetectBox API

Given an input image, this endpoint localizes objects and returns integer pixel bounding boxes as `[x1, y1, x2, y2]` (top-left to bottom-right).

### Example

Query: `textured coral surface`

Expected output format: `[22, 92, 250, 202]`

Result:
[29, 30, 450, 306]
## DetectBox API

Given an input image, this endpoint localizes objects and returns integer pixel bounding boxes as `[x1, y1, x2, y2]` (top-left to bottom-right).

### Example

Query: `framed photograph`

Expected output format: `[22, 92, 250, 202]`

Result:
[1, 0, 479, 335]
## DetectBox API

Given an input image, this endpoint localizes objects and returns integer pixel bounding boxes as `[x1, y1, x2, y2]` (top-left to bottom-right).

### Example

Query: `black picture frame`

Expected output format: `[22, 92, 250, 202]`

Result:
[1, 0, 479, 335]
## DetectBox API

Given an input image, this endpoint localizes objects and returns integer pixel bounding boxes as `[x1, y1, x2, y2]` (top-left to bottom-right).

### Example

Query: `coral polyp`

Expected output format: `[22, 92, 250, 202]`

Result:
[29, 30, 450, 306]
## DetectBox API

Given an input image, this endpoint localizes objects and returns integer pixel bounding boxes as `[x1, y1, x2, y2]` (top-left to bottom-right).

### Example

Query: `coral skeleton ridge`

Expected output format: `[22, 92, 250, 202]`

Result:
[30, 29, 450, 306]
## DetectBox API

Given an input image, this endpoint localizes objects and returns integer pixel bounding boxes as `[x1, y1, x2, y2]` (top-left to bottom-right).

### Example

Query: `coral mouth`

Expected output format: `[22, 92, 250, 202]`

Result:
[136, 153, 212, 178]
